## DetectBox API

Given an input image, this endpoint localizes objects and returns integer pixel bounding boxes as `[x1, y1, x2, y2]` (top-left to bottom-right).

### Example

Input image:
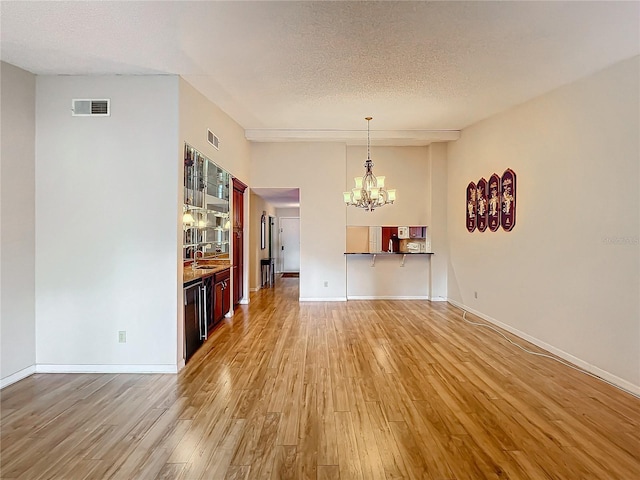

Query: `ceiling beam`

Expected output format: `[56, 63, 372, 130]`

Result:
[245, 129, 460, 146]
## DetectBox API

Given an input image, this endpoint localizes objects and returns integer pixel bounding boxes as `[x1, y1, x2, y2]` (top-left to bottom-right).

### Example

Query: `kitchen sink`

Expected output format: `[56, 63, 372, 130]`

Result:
[196, 265, 219, 270]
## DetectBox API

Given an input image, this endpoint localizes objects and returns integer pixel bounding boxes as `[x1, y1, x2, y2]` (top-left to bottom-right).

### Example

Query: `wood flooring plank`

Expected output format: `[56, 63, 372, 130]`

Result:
[224, 465, 251, 480]
[1, 279, 638, 480]
[317, 465, 340, 480]
[248, 412, 280, 480]
[154, 463, 186, 480]
[334, 411, 364, 480]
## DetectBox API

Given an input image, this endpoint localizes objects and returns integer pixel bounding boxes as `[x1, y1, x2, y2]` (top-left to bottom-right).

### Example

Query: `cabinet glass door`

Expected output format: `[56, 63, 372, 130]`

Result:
[183, 144, 231, 259]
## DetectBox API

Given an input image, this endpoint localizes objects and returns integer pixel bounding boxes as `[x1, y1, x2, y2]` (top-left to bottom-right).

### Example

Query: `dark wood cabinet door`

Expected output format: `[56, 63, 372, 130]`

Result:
[233, 190, 243, 229]
[232, 178, 247, 307]
[233, 233, 243, 305]
[214, 280, 224, 324]
[184, 284, 202, 363]
[222, 280, 230, 316]
[213, 268, 231, 325]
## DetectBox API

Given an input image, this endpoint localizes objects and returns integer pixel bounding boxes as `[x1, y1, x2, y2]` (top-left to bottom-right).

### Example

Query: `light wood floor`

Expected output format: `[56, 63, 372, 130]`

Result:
[1, 278, 639, 479]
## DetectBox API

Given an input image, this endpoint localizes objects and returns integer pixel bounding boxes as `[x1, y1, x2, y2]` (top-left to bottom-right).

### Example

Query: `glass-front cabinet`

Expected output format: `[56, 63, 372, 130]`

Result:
[183, 144, 230, 259]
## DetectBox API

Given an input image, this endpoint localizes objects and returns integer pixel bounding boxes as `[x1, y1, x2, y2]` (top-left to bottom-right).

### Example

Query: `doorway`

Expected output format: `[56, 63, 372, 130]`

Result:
[280, 217, 300, 273]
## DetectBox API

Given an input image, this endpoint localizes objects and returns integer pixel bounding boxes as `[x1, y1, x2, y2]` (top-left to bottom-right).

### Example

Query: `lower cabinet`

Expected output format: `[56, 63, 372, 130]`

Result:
[184, 268, 232, 363]
[213, 268, 231, 327]
[184, 281, 203, 363]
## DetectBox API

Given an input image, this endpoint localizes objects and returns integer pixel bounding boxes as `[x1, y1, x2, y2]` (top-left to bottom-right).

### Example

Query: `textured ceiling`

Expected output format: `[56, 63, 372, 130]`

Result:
[1, 1, 638, 135]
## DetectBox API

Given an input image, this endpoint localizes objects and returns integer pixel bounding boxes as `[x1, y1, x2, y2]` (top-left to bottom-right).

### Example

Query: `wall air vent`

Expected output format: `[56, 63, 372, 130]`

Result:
[72, 99, 110, 117]
[207, 129, 220, 150]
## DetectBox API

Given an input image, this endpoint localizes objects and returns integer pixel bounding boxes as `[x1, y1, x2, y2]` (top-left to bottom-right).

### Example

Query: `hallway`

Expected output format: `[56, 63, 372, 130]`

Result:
[1, 278, 639, 479]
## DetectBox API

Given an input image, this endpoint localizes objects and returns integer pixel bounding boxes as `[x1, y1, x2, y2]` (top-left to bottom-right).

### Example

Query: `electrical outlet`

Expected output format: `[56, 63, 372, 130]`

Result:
[474, 291, 478, 299]
[118, 331, 126, 343]
[324, 281, 329, 287]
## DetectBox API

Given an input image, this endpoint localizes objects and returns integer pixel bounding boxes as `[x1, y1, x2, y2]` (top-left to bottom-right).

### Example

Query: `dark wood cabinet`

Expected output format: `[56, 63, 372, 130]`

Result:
[184, 282, 203, 363]
[185, 266, 231, 362]
[213, 268, 231, 325]
[232, 178, 247, 307]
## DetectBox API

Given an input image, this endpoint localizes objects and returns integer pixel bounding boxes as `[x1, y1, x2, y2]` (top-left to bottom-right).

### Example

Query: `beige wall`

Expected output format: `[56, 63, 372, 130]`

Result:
[345, 144, 448, 299]
[1, 62, 36, 386]
[447, 56, 639, 392]
[250, 143, 347, 300]
[276, 207, 300, 217]
[346, 145, 429, 226]
[179, 78, 251, 183]
[248, 192, 277, 291]
[178, 77, 253, 361]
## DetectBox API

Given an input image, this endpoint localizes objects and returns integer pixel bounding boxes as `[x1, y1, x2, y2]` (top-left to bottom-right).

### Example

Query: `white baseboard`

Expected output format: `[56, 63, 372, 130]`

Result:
[430, 296, 448, 302]
[447, 299, 640, 397]
[299, 297, 348, 302]
[347, 295, 429, 300]
[1, 365, 36, 389]
[249, 287, 260, 292]
[238, 298, 249, 305]
[35, 364, 178, 374]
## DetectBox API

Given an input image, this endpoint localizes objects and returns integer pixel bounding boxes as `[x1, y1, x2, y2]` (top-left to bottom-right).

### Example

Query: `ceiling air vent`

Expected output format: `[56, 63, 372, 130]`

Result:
[72, 99, 110, 117]
[207, 129, 220, 150]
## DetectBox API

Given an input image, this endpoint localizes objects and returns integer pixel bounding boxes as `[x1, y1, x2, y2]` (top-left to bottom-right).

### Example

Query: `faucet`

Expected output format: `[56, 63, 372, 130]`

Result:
[192, 246, 205, 269]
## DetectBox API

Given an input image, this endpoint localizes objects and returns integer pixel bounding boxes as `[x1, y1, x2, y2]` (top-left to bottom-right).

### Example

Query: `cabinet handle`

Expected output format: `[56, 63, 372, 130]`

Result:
[201, 284, 208, 340]
[197, 286, 202, 340]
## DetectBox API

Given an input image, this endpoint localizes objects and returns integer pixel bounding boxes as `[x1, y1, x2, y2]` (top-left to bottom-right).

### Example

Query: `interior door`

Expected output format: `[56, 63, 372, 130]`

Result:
[280, 217, 300, 272]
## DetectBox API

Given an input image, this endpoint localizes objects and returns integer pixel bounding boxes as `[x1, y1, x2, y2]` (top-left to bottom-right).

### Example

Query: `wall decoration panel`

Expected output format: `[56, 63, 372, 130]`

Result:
[476, 178, 488, 232]
[488, 173, 501, 232]
[501, 169, 517, 231]
[466, 182, 477, 232]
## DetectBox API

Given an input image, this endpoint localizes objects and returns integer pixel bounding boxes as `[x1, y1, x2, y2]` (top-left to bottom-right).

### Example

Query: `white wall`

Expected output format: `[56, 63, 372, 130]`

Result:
[447, 56, 639, 391]
[250, 143, 347, 300]
[35, 76, 180, 371]
[0, 62, 36, 386]
[427, 143, 448, 300]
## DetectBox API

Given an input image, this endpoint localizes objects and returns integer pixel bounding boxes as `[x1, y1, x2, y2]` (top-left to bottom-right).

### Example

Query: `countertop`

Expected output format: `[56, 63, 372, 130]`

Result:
[344, 252, 434, 255]
[183, 260, 231, 286]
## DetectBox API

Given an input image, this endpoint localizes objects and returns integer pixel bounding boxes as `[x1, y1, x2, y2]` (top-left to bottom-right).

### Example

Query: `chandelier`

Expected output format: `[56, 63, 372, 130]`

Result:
[343, 117, 396, 211]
